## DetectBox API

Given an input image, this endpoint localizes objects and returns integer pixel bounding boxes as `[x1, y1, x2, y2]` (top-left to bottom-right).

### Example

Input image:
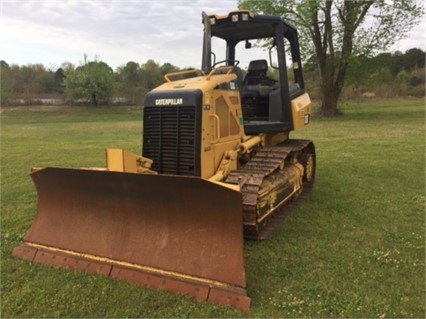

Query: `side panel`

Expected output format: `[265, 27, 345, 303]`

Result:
[291, 93, 312, 130]
[202, 90, 245, 178]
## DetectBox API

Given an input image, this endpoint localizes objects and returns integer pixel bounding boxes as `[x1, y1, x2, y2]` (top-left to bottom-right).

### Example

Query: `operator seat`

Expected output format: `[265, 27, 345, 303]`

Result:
[241, 59, 275, 120]
[242, 59, 268, 97]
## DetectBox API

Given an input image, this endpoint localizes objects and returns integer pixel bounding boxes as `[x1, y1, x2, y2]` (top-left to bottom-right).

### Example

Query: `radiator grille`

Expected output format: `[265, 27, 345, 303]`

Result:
[143, 106, 200, 176]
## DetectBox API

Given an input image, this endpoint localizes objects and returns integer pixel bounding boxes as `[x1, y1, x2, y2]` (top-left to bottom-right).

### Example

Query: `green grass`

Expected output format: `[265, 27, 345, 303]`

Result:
[1, 99, 424, 318]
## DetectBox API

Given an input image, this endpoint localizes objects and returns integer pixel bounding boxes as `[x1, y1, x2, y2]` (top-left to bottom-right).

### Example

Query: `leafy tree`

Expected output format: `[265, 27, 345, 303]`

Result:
[11, 64, 47, 96]
[115, 61, 181, 104]
[39, 71, 57, 94]
[400, 48, 425, 71]
[54, 68, 66, 94]
[117, 61, 142, 83]
[65, 61, 115, 105]
[239, 0, 424, 116]
[60, 62, 76, 74]
[397, 69, 410, 93]
[160, 62, 180, 76]
[142, 59, 164, 91]
[407, 66, 425, 97]
[116, 61, 145, 104]
[0, 61, 12, 105]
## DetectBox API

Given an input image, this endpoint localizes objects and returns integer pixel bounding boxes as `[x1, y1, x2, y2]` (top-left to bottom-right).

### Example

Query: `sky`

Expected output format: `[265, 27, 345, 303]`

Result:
[1, 0, 425, 71]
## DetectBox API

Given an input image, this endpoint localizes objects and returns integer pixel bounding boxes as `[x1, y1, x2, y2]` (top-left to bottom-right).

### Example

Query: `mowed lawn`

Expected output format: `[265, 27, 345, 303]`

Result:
[1, 99, 424, 318]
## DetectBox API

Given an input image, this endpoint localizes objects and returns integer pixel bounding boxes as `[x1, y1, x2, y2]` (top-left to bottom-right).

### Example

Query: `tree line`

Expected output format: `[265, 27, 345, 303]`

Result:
[307, 48, 425, 100]
[0, 59, 181, 106]
[0, 48, 424, 107]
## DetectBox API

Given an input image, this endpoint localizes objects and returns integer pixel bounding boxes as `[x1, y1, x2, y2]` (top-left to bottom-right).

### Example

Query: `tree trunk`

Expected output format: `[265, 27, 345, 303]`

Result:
[319, 86, 342, 117]
[319, 56, 344, 117]
[91, 93, 98, 106]
[310, 1, 343, 117]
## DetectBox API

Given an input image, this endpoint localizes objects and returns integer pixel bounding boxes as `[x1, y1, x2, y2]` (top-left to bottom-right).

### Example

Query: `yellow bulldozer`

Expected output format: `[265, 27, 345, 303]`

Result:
[13, 11, 315, 310]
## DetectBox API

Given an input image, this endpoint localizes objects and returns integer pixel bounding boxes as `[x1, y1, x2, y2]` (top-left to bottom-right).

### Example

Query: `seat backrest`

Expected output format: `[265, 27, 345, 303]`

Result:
[244, 60, 268, 85]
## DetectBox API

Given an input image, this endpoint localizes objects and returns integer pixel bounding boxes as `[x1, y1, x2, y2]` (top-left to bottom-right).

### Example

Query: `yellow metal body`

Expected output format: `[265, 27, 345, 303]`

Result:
[148, 68, 245, 180]
[106, 148, 156, 174]
[291, 93, 312, 130]
[111, 67, 312, 183]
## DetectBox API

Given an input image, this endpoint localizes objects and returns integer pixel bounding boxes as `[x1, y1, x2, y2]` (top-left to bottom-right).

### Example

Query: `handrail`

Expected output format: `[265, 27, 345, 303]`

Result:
[164, 69, 205, 82]
[209, 114, 221, 142]
[206, 66, 234, 80]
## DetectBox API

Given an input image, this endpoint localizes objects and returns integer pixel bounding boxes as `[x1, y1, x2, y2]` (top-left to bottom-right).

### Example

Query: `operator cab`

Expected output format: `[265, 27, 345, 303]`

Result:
[202, 11, 305, 134]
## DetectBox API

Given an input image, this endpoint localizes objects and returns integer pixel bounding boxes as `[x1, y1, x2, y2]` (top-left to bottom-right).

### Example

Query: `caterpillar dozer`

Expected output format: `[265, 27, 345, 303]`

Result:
[13, 11, 315, 311]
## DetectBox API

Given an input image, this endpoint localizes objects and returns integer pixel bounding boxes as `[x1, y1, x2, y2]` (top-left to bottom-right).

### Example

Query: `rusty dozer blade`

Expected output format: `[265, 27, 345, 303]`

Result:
[13, 167, 250, 310]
